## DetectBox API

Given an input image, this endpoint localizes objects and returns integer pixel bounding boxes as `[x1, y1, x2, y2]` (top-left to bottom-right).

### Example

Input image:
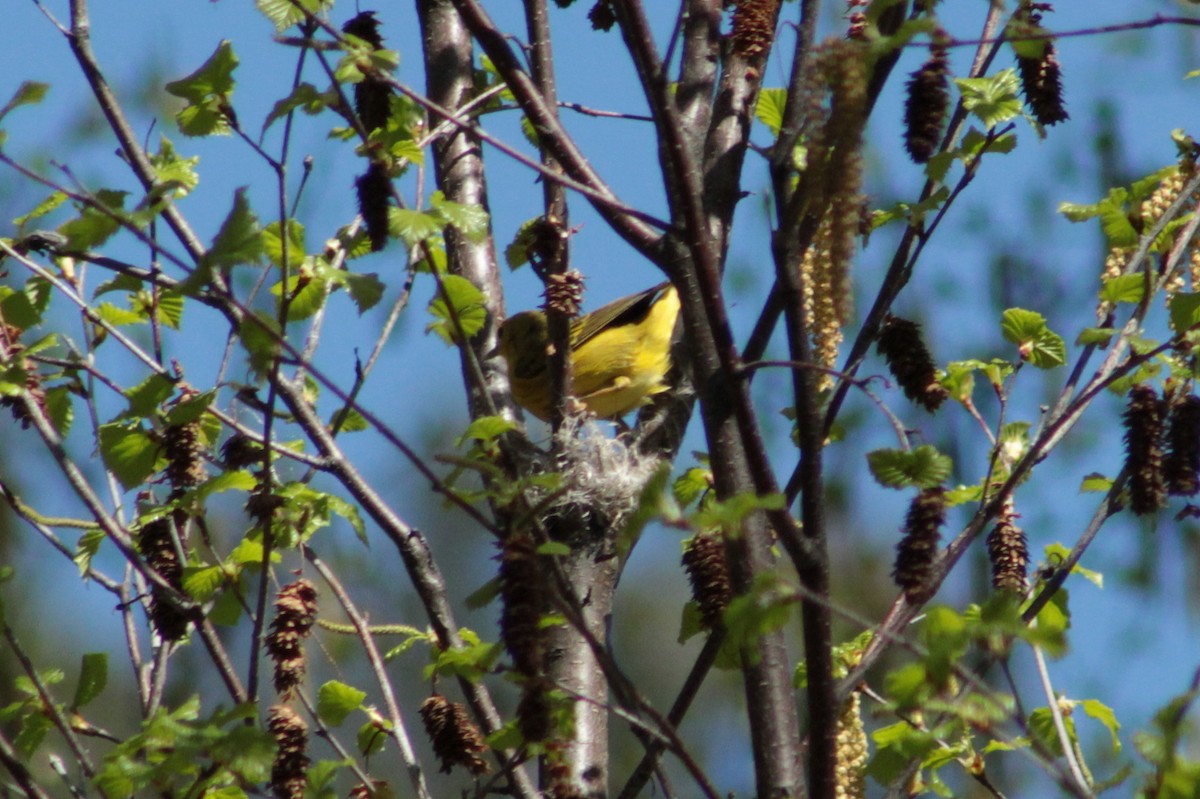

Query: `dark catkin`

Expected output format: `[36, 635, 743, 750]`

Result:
[903, 35, 950, 164]
[342, 12, 393, 134]
[681, 532, 732, 630]
[137, 516, 190, 641]
[355, 161, 391, 253]
[1124, 385, 1167, 515]
[1013, 5, 1068, 126]
[516, 681, 552, 744]
[876, 315, 948, 412]
[498, 533, 546, 678]
[588, 0, 616, 31]
[892, 487, 946, 603]
[1165, 394, 1200, 497]
[220, 432, 263, 469]
[418, 695, 491, 775]
[987, 503, 1028, 593]
[264, 579, 319, 699]
[267, 705, 310, 799]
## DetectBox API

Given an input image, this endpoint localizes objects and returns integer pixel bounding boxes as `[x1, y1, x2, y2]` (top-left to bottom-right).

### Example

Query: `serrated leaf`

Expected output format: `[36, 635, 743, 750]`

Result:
[1169, 292, 1200, 333]
[430, 191, 489, 243]
[206, 188, 264, 269]
[98, 422, 161, 490]
[755, 87, 787, 135]
[1080, 699, 1122, 752]
[457, 415, 518, 446]
[262, 82, 330, 131]
[44, 386, 74, 436]
[182, 564, 228, 603]
[388, 208, 443, 246]
[1100, 273, 1146, 305]
[57, 190, 129, 251]
[1077, 327, 1116, 347]
[338, 271, 385, 313]
[71, 653, 108, 710]
[122, 374, 175, 418]
[96, 302, 146, 327]
[13, 191, 68, 229]
[866, 445, 952, 489]
[238, 312, 281, 376]
[165, 41, 238, 137]
[255, 0, 332, 30]
[672, 467, 712, 509]
[263, 220, 305, 269]
[426, 275, 486, 345]
[1001, 308, 1066, 368]
[954, 68, 1022, 129]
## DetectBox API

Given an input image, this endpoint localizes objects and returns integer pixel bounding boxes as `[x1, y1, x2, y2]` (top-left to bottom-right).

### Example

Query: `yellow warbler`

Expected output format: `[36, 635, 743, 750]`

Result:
[495, 282, 680, 421]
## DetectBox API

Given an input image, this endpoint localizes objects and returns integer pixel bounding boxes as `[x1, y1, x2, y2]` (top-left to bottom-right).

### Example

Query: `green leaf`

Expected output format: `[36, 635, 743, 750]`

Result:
[1000, 308, 1067, 369]
[954, 68, 1022, 129]
[426, 275, 486, 345]
[165, 41, 238, 137]
[96, 302, 146, 327]
[340, 272, 385, 313]
[673, 467, 712, 509]
[1043, 542, 1103, 588]
[57, 189, 129, 250]
[263, 220, 305, 269]
[1169, 292, 1200, 333]
[238, 312, 281, 376]
[262, 82, 331, 131]
[357, 719, 390, 756]
[255, 0, 332, 30]
[71, 653, 108, 710]
[0, 81, 50, 123]
[457, 415, 518, 446]
[182, 564, 228, 603]
[866, 445, 952, 489]
[13, 191, 68, 229]
[275, 271, 328, 321]
[1079, 473, 1113, 494]
[74, 529, 105, 576]
[206, 188, 264, 269]
[1100, 273, 1146, 305]
[98, 422, 162, 490]
[388, 208, 444, 246]
[44, 386, 74, 436]
[1032, 588, 1070, 658]
[147, 137, 200, 201]
[1029, 706, 1074, 756]
[431, 191, 490, 243]
[504, 218, 541, 270]
[1081, 698, 1122, 752]
[317, 681, 366, 726]
[868, 721, 939, 784]
[1077, 327, 1116, 347]
[755, 87, 787, 135]
[122, 374, 175, 418]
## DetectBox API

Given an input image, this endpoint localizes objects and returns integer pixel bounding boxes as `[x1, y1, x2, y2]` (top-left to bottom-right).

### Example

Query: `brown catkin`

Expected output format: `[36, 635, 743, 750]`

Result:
[876, 315, 948, 412]
[419, 695, 491, 775]
[0, 324, 47, 429]
[499, 533, 546, 677]
[1013, 5, 1068, 126]
[903, 35, 950, 164]
[730, 0, 781, 62]
[356, 161, 391, 253]
[516, 681, 552, 744]
[987, 502, 1028, 593]
[267, 705, 310, 799]
[163, 420, 207, 489]
[1124, 385, 1167, 516]
[892, 487, 946, 602]
[681, 532, 733, 630]
[1165, 394, 1200, 497]
[137, 516, 190, 641]
[265, 579, 319, 699]
[342, 12, 393, 135]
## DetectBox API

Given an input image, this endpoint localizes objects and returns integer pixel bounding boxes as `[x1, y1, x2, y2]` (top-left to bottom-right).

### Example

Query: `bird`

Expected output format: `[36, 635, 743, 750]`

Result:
[495, 282, 680, 422]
